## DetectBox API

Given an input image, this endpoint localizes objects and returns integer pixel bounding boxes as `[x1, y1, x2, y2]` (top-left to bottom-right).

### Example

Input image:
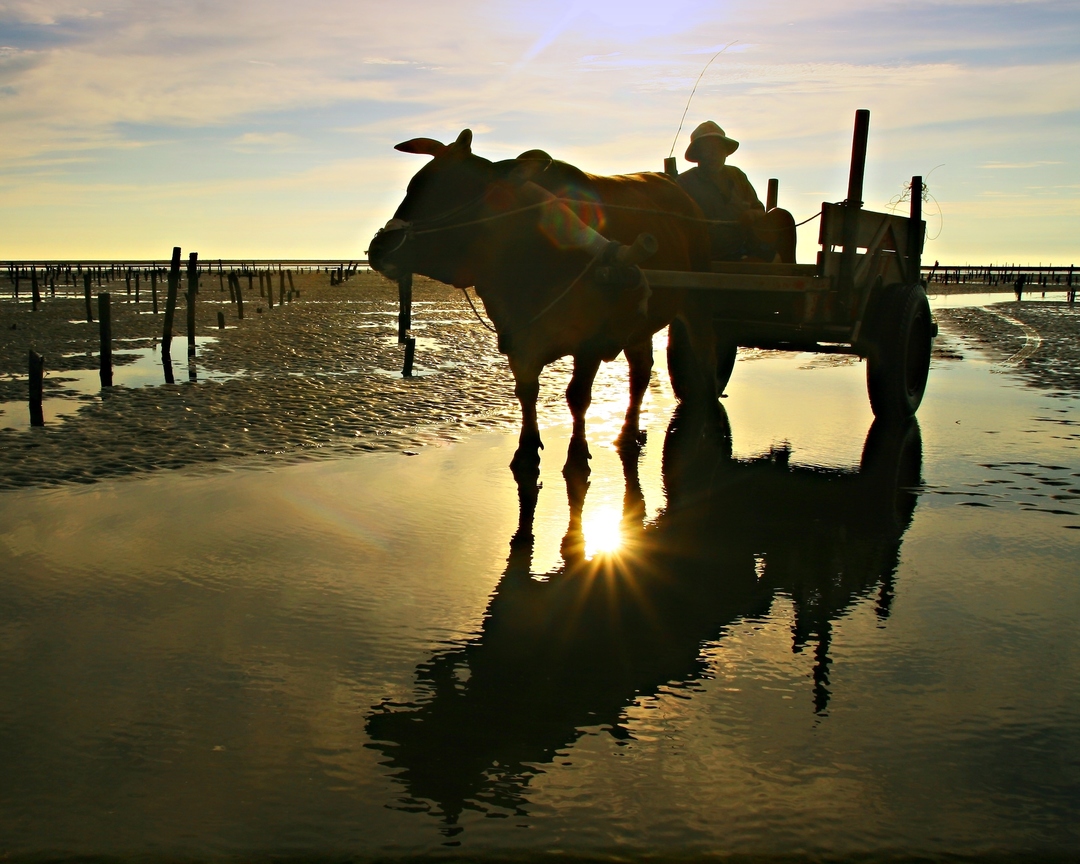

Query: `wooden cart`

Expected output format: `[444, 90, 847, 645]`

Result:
[640, 110, 935, 419]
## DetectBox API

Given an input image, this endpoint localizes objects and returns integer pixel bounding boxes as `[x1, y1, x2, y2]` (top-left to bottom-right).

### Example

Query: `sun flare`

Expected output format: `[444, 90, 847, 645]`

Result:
[583, 505, 623, 558]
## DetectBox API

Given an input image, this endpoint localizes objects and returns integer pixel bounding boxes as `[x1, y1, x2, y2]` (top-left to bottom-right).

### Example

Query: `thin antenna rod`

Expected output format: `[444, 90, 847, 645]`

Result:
[669, 41, 738, 159]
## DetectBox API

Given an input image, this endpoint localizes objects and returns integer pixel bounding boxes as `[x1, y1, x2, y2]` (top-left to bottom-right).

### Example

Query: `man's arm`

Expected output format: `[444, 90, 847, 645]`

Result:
[727, 166, 765, 213]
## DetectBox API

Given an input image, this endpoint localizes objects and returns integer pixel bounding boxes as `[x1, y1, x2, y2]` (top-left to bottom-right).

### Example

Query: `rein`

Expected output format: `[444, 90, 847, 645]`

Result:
[459, 255, 597, 337]
[407, 197, 823, 237]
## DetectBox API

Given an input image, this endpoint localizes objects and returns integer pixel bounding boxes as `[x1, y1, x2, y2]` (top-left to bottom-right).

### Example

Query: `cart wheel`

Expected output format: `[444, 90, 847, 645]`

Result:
[668, 318, 738, 402]
[666, 317, 694, 402]
[866, 283, 933, 418]
[859, 417, 922, 534]
[715, 329, 737, 394]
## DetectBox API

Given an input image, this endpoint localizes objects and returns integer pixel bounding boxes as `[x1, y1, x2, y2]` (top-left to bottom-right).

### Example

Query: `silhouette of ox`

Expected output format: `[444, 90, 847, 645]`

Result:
[367, 129, 719, 472]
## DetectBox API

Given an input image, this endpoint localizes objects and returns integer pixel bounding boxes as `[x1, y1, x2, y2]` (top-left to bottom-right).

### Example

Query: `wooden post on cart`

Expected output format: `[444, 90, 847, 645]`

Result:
[838, 109, 870, 314]
[766, 178, 779, 212]
[909, 176, 923, 281]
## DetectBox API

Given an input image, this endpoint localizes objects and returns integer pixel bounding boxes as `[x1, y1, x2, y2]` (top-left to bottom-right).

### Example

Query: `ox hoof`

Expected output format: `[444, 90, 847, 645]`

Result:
[510, 446, 542, 476]
[566, 435, 592, 463]
[616, 425, 646, 451]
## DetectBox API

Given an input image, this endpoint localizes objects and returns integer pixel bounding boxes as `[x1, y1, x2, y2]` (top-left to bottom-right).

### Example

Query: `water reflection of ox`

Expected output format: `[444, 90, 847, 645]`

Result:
[366, 408, 923, 831]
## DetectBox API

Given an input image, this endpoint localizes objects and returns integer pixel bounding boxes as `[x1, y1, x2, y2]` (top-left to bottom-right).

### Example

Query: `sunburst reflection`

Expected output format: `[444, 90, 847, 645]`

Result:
[582, 505, 623, 558]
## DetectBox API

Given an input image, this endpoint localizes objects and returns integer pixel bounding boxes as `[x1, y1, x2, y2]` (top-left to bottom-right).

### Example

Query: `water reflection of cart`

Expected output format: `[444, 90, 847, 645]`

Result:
[366, 411, 923, 828]
[640, 110, 935, 419]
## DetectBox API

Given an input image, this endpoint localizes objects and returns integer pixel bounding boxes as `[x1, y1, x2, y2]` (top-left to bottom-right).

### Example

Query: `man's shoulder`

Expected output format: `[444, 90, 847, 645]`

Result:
[720, 165, 752, 182]
[676, 166, 705, 186]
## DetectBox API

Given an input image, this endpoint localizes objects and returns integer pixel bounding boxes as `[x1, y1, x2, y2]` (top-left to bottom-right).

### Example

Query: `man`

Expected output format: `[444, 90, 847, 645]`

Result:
[676, 121, 793, 262]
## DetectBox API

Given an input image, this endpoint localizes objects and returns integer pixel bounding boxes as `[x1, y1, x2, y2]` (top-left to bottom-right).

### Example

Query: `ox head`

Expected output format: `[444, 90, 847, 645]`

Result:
[369, 129, 504, 286]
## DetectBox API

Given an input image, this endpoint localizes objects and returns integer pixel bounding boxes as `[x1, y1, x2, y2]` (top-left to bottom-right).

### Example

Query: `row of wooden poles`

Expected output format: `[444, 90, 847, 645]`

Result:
[23, 249, 314, 427]
[922, 263, 1075, 290]
[5, 260, 346, 310]
[7, 259, 360, 283]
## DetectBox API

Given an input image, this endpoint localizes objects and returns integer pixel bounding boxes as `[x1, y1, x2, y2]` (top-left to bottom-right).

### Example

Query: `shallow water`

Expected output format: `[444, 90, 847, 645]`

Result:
[0, 336, 239, 430]
[0, 300, 1078, 861]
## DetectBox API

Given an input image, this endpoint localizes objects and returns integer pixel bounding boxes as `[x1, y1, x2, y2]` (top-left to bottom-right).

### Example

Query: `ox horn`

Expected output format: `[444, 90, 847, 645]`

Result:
[615, 233, 659, 267]
[395, 138, 447, 157]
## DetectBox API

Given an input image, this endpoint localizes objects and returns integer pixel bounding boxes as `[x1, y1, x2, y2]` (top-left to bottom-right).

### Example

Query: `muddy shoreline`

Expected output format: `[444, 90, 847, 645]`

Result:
[1, 275, 1077, 491]
[0, 272, 540, 490]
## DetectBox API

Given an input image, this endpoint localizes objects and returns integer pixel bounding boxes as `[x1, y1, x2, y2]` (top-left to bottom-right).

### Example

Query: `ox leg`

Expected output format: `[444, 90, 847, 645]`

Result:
[509, 360, 544, 475]
[566, 353, 601, 465]
[619, 338, 653, 446]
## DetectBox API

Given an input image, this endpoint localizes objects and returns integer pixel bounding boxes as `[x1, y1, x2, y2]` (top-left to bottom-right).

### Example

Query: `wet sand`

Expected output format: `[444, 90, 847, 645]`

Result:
[0, 272, 568, 489]
[1, 276, 1077, 491]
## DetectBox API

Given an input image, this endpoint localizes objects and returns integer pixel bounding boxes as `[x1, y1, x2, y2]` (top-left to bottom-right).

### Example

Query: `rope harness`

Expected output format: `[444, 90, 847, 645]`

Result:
[401, 197, 823, 236]
[378, 190, 824, 335]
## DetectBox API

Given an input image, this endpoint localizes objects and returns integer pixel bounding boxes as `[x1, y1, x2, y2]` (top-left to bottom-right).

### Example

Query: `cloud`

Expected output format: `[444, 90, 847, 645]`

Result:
[0, 0, 1076, 259]
[981, 160, 1065, 169]
[231, 131, 302, 152]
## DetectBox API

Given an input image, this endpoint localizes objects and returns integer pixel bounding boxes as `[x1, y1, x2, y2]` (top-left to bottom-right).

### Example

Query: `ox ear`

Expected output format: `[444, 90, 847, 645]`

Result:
[451, 128, 473, 154]
[394, 137, 447, 157]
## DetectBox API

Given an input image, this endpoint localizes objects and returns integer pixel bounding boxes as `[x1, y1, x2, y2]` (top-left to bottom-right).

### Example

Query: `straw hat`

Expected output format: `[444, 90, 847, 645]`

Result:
[685, 121, 739, 162]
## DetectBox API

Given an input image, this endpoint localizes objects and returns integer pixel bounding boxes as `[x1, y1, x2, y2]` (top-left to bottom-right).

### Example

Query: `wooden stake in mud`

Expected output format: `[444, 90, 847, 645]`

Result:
[134, 270, 140, 304]
[31, 267, 41, 311]
[233, 273, 245, 320]
[162, 246, 181, 357]
[217, 310, 225, 329]
[98, 293, 113, 388]
[83, 271, 94, 323]
[267, 273, 274, 309]
[187, 252, 198, 356]
[152, 269, 159, 314]
[279, 271, 285, 305]
[397, 273, 412, 344]
[28, 350, 45, 427]
[766, 178, 779, 211]
[402, 336, 416, 378]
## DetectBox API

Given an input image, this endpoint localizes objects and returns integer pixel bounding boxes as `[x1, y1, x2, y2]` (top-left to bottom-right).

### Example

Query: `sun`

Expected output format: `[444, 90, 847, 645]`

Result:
[583, 505, 623, 558]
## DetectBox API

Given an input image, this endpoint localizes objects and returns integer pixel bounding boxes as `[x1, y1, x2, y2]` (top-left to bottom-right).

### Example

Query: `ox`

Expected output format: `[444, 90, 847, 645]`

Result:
[367, 129, 719, 472]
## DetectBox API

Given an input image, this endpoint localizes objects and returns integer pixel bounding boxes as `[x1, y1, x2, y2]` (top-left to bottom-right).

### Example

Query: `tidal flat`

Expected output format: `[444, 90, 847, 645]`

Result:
[0, 275, 1078, 862]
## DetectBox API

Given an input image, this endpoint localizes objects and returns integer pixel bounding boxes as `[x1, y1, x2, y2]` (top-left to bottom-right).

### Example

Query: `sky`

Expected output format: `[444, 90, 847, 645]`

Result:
[0, 0, 1077, 264]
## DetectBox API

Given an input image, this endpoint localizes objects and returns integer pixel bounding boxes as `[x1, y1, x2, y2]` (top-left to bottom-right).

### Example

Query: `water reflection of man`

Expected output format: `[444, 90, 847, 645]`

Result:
[676, 121, 789, 262]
